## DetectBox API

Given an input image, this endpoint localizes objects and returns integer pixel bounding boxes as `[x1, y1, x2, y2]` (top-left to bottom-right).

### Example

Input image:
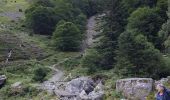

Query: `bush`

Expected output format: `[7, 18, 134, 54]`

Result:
[117, 31, 165, 79]
[81, 49, 102, 74]
[52, 22, 82, 51]
[32, 67, 49, 82]
[127, 7, 164, 49]
[25, 6, 57, 35]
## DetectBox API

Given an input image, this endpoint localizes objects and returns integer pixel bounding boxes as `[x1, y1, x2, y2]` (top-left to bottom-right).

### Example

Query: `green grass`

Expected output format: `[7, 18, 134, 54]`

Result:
[0, 29, 82, 99]
[0, 0, 29, 12]
[0, 59, 54, 100]
[0, 16, 10, 23]
[0, 0, 29, 31]
[0, 1, 121, 99]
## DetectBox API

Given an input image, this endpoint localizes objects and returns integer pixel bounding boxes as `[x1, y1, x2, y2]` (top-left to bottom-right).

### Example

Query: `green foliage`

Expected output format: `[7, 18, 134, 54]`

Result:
[81, 49, 102, 74]
[146, 92, 156, 100]
[158, 21, 170, 52]
[83, 0, 128, 71]
[127, 7, 164, 49]
[122, 0, 157, 14]
[161, 56, 170, 77]
[52, 22, 82, 51]
[117, 31, 166, 78]
[33, 67, 49, 82]
[156, 0, 168, 22]
[54, 1, 87, 32]
[100, 0, 128, 65]
[111, 91, 124, 99]
[0, 84, 39, 99]
[25, 6, 57, 35]
[25, 0, 87, 35]
[70, 0, 104, 17]
[33, 0, 55, 7]
[61, 57, 81, 70]
[158, 0, 170, 53]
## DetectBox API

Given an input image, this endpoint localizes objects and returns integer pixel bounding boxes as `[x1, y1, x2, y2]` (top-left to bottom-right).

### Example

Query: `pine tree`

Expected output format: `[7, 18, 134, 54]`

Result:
[81, 0, 128, 70]
[52, 22, 82, 51]
[117, 31, 164, 78]
[127, 7, 164, 50]
[158, 0, 170, 53]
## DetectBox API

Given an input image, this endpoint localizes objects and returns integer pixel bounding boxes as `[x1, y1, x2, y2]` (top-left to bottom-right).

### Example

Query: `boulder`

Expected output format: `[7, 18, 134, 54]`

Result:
[0, 75, 7, 87]
[116, 78, 153, 100]
[78, 82, 104, 100]
[88, 82, 104, 100]
[53, 77, 104, 100]
[65, 77, 95, 95]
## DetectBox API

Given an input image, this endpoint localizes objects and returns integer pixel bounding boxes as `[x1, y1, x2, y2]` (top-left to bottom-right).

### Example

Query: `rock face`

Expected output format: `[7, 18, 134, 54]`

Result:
[55, 77, 104, 100]
[0, 75, 7, 87]
[116, 78, 153, 100]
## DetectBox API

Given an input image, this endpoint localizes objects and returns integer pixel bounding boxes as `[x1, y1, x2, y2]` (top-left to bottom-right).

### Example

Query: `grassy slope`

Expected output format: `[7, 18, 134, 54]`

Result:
[0, 0, 133, 100]
[0, 0, 81, 99]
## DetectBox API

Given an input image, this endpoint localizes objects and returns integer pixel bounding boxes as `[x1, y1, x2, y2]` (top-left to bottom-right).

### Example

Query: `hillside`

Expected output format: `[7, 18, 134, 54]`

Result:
[0, 0, 170, 100]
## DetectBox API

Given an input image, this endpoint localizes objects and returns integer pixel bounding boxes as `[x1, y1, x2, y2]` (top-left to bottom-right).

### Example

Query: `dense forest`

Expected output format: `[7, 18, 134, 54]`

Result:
[0, 0, 170, 99]
[25, 0, 170, 78]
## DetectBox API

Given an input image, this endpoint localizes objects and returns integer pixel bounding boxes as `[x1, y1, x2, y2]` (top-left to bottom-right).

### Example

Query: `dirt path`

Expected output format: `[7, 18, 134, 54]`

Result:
[40, 64, 65, 93]
[41, 15, 102, 94]
[48, 65, 64, 82]
[81, 15, 99, 52]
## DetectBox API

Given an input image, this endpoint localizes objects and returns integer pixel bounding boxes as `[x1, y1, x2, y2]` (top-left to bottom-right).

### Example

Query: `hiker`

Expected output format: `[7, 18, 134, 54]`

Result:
[156, 84, 170, 100]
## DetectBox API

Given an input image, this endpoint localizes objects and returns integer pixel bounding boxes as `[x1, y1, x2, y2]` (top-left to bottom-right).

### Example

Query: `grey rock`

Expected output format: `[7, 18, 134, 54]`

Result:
[88, 91, 104, 100]
[116, 78, 153, 100]
[41, 81, 55, 94]
[65, 77, 95, 95]
[0, 75, 7, 87]
[78, 82, 104, 100]
[88, 82, 104, 100]
[55, 77, 104, 100]
[79, 90, 89, 100]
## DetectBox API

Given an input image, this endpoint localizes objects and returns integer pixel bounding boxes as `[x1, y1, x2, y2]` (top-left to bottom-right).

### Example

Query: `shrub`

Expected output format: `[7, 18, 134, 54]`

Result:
[52, 22, 82, 51]
[32, 67, 49, 82]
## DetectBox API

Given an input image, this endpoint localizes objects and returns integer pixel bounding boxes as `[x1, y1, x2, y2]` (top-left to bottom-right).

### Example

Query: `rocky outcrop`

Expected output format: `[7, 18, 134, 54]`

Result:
[65, 77, 95, 95]
[0, 75, 7, 87]
[55, 77, 104, 100]
[78, 82, 104, 100]
[116, 78, 153, 100]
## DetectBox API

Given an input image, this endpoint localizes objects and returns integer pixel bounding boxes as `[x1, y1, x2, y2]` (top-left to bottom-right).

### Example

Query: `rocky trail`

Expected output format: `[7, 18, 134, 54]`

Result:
[81, 15, 101, 52]
[42, 14, 101, 88]
[40, 64, 65, 94]
[40, 15, 104, 99]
